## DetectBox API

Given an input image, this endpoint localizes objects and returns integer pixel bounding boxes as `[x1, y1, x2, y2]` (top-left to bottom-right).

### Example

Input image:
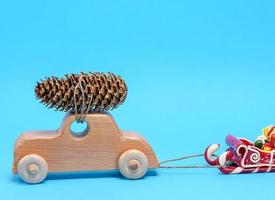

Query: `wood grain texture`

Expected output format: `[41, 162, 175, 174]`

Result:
[13, 113, 159, 174]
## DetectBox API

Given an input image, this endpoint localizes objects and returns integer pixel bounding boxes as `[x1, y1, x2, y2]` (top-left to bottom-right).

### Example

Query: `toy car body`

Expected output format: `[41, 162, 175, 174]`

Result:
[13, 113, 159, 183]
[205, 134, 275, 174]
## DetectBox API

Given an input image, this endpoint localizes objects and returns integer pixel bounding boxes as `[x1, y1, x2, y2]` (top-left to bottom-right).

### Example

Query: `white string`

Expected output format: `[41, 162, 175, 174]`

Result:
[159, 153, 220, 168]
[73, 75, 93, 123]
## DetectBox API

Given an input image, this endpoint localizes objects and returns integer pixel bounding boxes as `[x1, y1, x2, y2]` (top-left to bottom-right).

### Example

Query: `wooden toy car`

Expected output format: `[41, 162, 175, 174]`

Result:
[13, 113, 159, 184]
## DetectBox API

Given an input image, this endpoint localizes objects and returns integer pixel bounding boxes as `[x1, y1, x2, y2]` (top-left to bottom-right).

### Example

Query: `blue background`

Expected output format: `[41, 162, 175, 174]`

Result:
[1, 0, 275, 199]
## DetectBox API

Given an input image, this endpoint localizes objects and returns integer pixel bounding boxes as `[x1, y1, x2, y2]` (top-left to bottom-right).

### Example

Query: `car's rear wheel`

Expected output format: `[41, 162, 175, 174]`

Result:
[17, 154, 48, 184]
[118, 149, 148, 179]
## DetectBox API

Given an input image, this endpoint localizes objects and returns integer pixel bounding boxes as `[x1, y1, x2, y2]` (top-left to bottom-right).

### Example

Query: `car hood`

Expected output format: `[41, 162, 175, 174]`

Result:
[14, 130, 58, 148]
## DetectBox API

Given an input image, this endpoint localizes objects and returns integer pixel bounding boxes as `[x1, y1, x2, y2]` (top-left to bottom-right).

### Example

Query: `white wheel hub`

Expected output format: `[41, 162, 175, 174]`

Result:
[26, 164, 39, 177]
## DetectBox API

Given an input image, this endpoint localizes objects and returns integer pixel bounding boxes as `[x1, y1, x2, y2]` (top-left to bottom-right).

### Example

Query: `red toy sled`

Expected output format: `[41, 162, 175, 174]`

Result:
[205, 134, 275, 174]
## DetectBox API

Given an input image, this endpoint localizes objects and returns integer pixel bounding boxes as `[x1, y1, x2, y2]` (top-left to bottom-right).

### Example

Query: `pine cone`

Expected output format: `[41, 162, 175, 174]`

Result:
[35, 72, 128, 113]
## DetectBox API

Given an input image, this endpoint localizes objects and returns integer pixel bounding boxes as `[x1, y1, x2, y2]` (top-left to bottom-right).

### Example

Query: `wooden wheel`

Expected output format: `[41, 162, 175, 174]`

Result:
[17, 154, 48, 184]
[118, 149, 148, 179]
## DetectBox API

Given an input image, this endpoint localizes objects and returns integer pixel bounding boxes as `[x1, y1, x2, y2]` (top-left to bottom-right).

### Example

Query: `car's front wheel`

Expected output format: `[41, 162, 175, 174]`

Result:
[17, 154, 48, 184]
[118, 149, 148, 179]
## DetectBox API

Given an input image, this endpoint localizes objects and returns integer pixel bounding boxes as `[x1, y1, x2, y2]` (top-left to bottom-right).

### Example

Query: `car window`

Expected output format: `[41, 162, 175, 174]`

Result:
[70, 120, 89, 137]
